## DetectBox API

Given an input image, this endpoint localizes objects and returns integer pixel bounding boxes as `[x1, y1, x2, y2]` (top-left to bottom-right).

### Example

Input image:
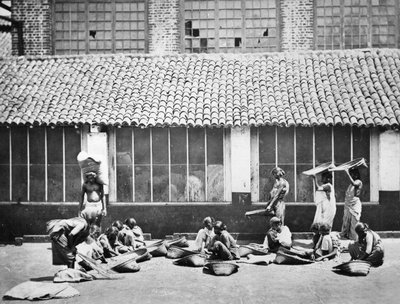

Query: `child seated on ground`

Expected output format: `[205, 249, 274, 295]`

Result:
[263, 217, 292, 253]
[194, 216, 215, 253]
[312, 223, 340, 261]
[208, 221, 240, 260]
[124, 217, 146, 247]
[76, 224, 106, 269]
[112, 220, 136, 252]
[98, 226, 127, 257]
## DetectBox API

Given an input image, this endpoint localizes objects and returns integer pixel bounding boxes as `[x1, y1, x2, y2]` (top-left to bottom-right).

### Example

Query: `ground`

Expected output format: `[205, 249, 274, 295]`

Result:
[1, 239, 400, 304]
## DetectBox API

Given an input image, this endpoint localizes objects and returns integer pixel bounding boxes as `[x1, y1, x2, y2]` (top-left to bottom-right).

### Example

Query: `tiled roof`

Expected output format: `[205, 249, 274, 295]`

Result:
[1, 48, 400, 128]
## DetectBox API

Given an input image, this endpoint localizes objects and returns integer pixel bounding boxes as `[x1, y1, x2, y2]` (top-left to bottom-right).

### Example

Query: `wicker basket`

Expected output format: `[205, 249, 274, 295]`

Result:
[165, 236, 189, 249]
[166, 246, 197, 259]
[148, 243, 168, 257]
[333, 260, 371, 276]
[274, 251, 314, 265]
[204, 262, 239, 276]
[173, 254, 207, 267]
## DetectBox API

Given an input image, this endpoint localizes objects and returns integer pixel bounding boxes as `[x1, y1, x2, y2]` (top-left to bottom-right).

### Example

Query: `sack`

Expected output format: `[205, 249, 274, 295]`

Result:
[77, 151, 108, 185]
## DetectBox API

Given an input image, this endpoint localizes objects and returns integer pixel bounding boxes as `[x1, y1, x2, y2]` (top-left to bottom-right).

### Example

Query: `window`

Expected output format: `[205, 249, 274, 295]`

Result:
[0, 126, 81, 202]
[253, 126, 372, 203]
[315, 0, 399, 50]
[114, 127, 227, 202]
[184, 0, 279, 53]
[53, 0, 147, 55]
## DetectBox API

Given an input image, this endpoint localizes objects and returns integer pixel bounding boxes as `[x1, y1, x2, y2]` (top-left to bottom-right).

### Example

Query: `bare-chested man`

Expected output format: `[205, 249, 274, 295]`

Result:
[79, 172, 106, 227]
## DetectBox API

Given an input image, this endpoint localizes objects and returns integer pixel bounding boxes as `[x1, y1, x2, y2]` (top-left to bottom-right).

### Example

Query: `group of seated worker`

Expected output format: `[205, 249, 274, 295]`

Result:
[77, 217, 145, 262]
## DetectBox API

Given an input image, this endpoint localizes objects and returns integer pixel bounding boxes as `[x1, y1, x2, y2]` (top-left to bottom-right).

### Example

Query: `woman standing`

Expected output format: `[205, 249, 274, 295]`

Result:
[312, 171, 336, 227]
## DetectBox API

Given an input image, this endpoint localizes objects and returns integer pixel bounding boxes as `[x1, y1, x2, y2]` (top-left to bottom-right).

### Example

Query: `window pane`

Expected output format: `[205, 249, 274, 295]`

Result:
[152, 128, 168, 164]
[334, 127, 351, 164]
[189, 164, 205, 201]
[0, 128, 9, 201]
[171, 165, 187, 201]
[207, 128, 223, 164]
[48, 165, 63, 202]
[12, 127, 27, 202]
[170, 128, 187, 164]
[135, 165, 151, 201]
[278, 127, 294, 164]
[207, 164, 224, 201]
[117, 165, 133, 201]
[296, 164, 313, 203]
[30, 165, 45, 202]
[259, 164, 275, 202]
[353, 127, 370, 201]
[153, 165, 169, 202]
[64, 127, 81, 164]
[315, 127, 332, 165]
[296, 127, 313, 164]
[189, 128, 205, 164]
[134, 129, 150, 164]
[259, 126, 275, 164]
[116, 128, 132, 165]
[65, 127, 81, 201]
[29, 127, 45, 164]
[47, 128, 63, 164]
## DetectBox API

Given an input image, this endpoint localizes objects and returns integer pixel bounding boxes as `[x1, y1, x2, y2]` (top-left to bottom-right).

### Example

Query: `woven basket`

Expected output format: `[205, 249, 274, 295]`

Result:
[239, 245, 269, 257]
[204, 262, 239, 276]
[165, 236, 189, 248]
[274, 251, 314, 265]
[333, 260, 371, 276]
[148, 243, 168, 257]
[166, 246, 197, 259]
[173, 254, 207, 267]
[111, 260, 140, 273]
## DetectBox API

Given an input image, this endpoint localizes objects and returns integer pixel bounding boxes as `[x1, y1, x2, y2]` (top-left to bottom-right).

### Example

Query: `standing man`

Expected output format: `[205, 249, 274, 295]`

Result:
[79, 172, 106, 227]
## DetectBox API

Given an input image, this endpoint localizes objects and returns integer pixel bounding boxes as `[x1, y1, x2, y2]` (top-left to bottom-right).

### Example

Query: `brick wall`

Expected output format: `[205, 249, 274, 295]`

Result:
[11, 0, 52, 56]
[280, 0, 314, 51]
[148, 0, 181, 54]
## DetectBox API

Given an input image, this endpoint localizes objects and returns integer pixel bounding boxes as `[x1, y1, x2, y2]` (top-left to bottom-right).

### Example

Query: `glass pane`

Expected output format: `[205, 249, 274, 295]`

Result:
[296, 164, 314, 203]
[30, 165, 45, 202]
[152, 128, 169, 165]
[47, 128, 63, 164]
[334, 127, 351, 164]
[12, 165, 27, 202]
[171, 165, 187, 202]
[0, 128, 9, 201]
[12, 127, 27, 164]
[170, 128, 187, 165]
[134, 129, 150, 164]
[296, 127, 313, 164]
[117, 165, 133, 202]
[259, 164, 275, 202]
[135, 165, 151, 201]
[189, 129, 205, 164]
[47, 164, 63, 201]
[315, 127, 332, 165]
[188, 164, 205, 201]
[0, 128, 9, 164]
[207, 128, 223, 164]
[29, 127, 45, 164]
[207, 164, 224, 201]
[259, 126, 275, 164]
[353, 127, 370, 201]
[65, 164, 81, 202]
[64, 127, 81, 164]
[116, 128, 132, 165]
[0, 164, 9, 201]
[153, 165, 169, 202]
[278, 127, 294, 164]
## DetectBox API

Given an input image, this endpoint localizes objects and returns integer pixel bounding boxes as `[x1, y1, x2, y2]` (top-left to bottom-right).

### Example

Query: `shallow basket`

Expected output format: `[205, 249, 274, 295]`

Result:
[204, 262, 239, 276]
[274, 251, 314, 265]
[238, 245, 269, 257]
[111, 260, 140, 273]
[166, 246, 197, 259]
[332, 260, 371, 276]
[165, 237, 189, 248]
[148, 243, 168, 257]
[173, 254, 207, 267]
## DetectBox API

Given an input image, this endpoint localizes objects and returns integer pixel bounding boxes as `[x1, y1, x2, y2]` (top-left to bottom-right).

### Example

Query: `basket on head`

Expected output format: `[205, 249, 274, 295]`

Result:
[166, 246, 198, 259]
[148, 242, 168, 257]
[165, 236, 189, 248]
[274, 251, 314, 265]
[332, 260, 371, 276]
[238, 245, 269, 257]
[204, 262, 239, 276]
[173, 254, 207, 267]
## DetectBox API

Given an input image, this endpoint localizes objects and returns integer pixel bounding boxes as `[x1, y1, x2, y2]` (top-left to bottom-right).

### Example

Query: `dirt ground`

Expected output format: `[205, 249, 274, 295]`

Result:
[1, 239, 400, 304]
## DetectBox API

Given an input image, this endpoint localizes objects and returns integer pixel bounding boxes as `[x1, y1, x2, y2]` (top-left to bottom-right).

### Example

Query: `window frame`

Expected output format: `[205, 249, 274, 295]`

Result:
[109, 127, 231, 205]
[251, 126, 379, 205]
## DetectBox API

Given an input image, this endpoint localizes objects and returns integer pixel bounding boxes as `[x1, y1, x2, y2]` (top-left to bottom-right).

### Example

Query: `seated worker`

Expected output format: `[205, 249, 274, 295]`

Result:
[79, 172, 106, 227]
[312, 223, 339, 261]
[263, 217, 292, 253]
[310, 222, 321, 249]
[76, 224, 106, 269]
[208, 221, 240, 260]
[111, 220, 135, 252]
[98, 226, 125, 257]
[348, 222, 384, 267]
[47, 216, 90, 269]
[194, 216, 215, 253]
[124, 217, 146, 247]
